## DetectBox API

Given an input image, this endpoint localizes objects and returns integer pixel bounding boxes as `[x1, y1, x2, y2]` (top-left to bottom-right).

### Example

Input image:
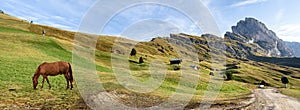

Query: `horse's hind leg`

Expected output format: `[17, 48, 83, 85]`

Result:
[64, 74, 70, 89]
[45, 77, 51, 89]
[70, 80, 73, 90]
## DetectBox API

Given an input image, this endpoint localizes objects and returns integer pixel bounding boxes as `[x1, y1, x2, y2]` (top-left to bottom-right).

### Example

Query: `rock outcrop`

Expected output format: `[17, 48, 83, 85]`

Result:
[230, 18, 293, 57]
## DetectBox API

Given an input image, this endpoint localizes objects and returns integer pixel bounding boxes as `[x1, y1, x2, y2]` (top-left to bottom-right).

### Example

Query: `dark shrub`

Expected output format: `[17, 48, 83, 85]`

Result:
[281, 76, 289, 84]
[130, 48, 136, 56]
[139, 56, 144, 64]
[225, 70, 233, 80]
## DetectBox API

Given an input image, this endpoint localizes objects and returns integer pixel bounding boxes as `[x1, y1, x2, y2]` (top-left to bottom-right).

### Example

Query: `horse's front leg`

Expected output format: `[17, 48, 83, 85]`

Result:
[41, 77, 45, 88]
[64, 74, 69, 89]
[45, 77, 51, 89]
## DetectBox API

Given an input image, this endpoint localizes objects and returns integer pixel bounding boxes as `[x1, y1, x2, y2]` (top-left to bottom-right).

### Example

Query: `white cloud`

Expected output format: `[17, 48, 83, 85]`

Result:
[101, 4, 203, 36]
[201, 0, 213, 7]
[163, 16, 201, 35]
[121, 19, 181, 41]
[275, 9, 285, 22]
[230, 0, 267, 7]
[1, 0, 96, 31]
[277, 24, 300, 42]
[40, 21, 74, 30]
[18, 16, 39, 21]
[53, 16, 65, 20]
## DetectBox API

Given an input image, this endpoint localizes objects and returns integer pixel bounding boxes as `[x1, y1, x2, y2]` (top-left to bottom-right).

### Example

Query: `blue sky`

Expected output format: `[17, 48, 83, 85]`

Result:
[1, 0, 300, 42]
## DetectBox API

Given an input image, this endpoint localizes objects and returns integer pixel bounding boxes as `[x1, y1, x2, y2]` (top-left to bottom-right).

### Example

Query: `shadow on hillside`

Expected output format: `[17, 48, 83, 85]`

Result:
[248, 55, 300, 68]
[26, 39, 72, 62]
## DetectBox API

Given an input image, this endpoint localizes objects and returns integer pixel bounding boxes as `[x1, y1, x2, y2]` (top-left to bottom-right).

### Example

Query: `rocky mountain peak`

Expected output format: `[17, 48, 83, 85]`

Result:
[232, 17, 277, 41]
[230, 17, 294, 57]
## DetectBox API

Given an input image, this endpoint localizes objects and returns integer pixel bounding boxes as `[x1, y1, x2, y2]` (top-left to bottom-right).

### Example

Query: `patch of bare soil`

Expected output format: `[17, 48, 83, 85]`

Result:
[185, 95, 255, 110]
[85, 91, 254, 110]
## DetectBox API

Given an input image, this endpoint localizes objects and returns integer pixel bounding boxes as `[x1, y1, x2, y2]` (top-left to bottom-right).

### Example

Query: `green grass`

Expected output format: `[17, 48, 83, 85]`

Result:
[280, 88, 300, 100]
[97, 64, 252, 105]
[232, 61, 300, 89]
[0, 27, 32, 34]
[28, 37, 71, 61]
[0, 30, 85, 109]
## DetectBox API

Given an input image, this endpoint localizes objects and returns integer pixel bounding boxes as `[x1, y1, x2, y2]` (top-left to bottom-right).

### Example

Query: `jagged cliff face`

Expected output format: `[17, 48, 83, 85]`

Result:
[224, 32, 266, 58]
[230, 18, 294, 57]
[167, 33, 255, 60]
[164, 33, 211, 60]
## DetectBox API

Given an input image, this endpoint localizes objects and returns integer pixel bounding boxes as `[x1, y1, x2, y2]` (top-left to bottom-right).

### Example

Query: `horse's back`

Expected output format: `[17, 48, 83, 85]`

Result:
[39, 61, 69, 75]
[57, 61, 69, 72]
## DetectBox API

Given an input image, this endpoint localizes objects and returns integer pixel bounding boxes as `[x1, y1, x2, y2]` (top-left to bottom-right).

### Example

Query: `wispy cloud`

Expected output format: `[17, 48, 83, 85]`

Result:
[101, 4, 202, 37]
[275, 9, 285, 22]
[52, 16, 65, 20]
[277, 24, 300, 42]
[230, 0, 267, 7]
[121, 19, 181, 41]
[201, 0, 213, 7]
[0, 0, 96, 31]
[164, 16, 200, 35]
[40, 21, 73, 30]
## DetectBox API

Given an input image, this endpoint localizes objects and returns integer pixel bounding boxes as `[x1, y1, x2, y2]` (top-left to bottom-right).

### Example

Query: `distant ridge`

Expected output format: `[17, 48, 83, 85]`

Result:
[285, 41, 300, 57]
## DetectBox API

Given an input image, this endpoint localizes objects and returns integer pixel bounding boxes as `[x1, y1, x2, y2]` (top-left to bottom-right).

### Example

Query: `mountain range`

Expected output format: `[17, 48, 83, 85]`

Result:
[153, 17, 297, 60]
[285, 41, 300, 57]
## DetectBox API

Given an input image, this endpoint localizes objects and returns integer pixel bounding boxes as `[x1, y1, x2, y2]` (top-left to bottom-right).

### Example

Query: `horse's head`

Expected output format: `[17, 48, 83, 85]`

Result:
[32, 76, 38, 89]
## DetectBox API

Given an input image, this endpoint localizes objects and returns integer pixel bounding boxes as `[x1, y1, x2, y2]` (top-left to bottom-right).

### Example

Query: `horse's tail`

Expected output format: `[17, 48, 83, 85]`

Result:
[68, 63, 74, 85]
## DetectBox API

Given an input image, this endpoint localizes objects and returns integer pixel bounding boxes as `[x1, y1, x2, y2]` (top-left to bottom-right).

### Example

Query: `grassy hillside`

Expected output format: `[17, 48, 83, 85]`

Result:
[0, 14, 87, 109]
[0, 13, 300, 109]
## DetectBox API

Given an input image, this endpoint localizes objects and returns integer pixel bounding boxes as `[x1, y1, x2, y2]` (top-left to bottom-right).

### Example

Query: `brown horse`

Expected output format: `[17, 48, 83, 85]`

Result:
[32, 61, 74, 90]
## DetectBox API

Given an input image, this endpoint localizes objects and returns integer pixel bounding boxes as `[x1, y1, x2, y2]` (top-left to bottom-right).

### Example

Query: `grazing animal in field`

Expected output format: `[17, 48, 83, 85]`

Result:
[32, 61, 74, 90]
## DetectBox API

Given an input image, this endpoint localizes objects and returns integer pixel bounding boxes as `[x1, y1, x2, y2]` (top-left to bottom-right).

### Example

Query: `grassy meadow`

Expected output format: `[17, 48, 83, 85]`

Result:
[0, 14, 88, 109]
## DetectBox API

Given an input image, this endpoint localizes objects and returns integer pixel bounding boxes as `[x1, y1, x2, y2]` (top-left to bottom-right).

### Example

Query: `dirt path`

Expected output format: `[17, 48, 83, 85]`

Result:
[84, 88, 300, 110]
[247, 88, 300, 110]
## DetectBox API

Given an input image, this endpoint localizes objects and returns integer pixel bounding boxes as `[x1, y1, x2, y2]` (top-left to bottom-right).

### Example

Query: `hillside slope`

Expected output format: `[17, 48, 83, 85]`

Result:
[0, 12, 249, 109]
[0, 13, 96, 109]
